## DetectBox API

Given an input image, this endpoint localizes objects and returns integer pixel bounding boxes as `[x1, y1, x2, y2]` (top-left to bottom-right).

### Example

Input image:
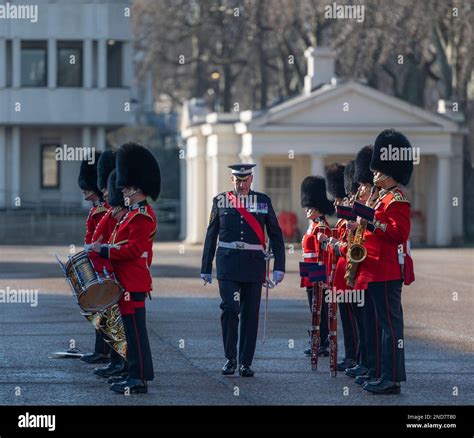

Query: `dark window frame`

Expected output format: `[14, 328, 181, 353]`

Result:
[264, 166, 292, 212]
[40, 144, 60, 190]
[21, 40, 48, 87]
[107, 40, 123, 88]
[57, 41, 83, 87]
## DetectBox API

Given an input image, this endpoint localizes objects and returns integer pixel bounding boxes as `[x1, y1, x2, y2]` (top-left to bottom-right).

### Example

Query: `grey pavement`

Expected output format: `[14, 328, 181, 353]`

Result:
[0, 244, 473, 405]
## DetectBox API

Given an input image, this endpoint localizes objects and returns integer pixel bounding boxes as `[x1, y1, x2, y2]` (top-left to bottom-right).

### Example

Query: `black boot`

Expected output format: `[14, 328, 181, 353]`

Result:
[221, 359, 237, 375]
[363, 379, 401, 394]
[110, 378, 148, 394]
[239, 365, 254, 377]
[337, 358, 357, 372]
[107, 374, 128, 384]
[94, 362, 126, 378]
[80, 352, 109, 364]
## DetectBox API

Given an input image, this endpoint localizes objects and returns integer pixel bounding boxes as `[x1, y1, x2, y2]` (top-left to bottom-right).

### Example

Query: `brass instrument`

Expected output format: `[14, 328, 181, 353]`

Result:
[344, 186, 378, 288]
[85, 303, 127, 359]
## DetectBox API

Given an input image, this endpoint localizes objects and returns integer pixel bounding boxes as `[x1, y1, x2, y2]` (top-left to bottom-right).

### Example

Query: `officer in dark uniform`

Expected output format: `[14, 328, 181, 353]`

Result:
[201, 164, 286, 377]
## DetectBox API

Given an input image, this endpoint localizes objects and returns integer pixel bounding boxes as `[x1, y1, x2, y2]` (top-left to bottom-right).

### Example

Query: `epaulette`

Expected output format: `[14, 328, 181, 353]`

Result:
[388, 189, 410, 206]
[129, 206, 154, 222]
[92, 203, 108, 215]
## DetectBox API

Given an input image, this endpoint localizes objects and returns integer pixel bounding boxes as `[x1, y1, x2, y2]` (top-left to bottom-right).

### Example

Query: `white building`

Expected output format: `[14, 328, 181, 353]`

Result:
[182, 48, 465, 247]
[0, 0, 133, 210]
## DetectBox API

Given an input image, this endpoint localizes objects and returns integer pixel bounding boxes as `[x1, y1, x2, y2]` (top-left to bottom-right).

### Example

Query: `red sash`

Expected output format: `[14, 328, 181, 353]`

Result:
[226, 191, 266, 250]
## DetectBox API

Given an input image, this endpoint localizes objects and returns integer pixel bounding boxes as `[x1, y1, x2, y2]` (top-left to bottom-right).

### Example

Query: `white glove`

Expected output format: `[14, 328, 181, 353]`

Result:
[317, 232, 329, 243]
[200, 273, 212, 284]
[272, 270, 285, 285]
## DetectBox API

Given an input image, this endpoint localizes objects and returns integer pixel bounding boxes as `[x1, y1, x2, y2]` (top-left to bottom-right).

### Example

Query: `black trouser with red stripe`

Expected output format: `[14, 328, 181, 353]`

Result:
[94, 329, 110, 355]
[119, 292, 154, 381]
[219, 280, 262, 366]
[367, 280, 406, 382]
[357, 289, 381, 377]
[348, 289, 381, 376]
[95, 319, 125, 367]
[339, 302, 358, 362]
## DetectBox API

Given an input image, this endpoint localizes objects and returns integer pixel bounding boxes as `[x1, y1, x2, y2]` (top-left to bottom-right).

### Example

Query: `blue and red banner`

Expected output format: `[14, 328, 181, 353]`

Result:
[336, 205, 357, 221]
[352, 201, 375, 221]
[299, 262, 327, 283]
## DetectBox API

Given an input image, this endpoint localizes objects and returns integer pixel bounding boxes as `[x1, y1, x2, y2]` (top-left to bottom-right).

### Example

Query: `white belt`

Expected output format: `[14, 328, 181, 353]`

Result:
[303, 252, 318, 258]
[218, 241, 264, 251]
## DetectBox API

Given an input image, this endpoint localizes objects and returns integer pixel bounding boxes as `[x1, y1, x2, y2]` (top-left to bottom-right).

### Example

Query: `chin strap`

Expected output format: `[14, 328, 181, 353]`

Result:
[374, 172, 390, 186]
[124, 187, 141, 206]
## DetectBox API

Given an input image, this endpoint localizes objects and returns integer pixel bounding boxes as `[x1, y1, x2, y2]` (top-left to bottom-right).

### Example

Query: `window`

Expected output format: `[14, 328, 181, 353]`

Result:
[57, 41, 82, 87]
[41, 144, 60, 189]
[21, 41, 47, 86]
[265, 166, 292, 213]
[107, 40, 122, 87]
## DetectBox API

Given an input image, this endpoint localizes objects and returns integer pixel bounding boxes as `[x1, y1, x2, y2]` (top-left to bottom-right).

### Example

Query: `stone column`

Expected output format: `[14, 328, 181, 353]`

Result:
[0, 38, 6, 87]
[0, 127, 6, 208]
[83, 38, 93, 88]
[12, 38, 21, 87]
[47, 38, 57, 88]
[10, 126, 21, 207]
[98, 39, 107, 89]
[435, 154, 452, 246]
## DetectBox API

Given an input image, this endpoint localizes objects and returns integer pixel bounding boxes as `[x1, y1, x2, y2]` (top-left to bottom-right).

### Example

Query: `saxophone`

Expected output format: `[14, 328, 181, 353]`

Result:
[344, 186, 378, 288]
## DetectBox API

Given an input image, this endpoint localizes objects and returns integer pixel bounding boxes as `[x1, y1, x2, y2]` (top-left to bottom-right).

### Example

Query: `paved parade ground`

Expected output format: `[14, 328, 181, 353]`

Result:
[0, 243, 473, 405]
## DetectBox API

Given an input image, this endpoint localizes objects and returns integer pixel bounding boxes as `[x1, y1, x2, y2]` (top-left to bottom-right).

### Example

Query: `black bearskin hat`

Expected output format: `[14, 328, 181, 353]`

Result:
[326, 163, 347, 199]
[300, 176, 335, 216]
[344, 160, 359, 196]
[354, 145, 374, 184]
[107, 170, 124, 208]
[371, 129, 414, 186]
[78, 151, 102, 197]
[97, 149, 116, 191]
[116, 142, 161, 201]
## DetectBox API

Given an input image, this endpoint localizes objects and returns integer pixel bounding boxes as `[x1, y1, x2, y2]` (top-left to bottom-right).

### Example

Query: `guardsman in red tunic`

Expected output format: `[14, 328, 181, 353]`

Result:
[355, 129, 414, 395]
[92, 143, 160, 394]
[300, 176, 334, 357]
[324, 163, 358, 372]
[81, 150, 117, 367]
[79, 152, 108, 245]
[343, 146, 382, 382]
[90, 165, 131, 381]
[77, 152, 110, 364]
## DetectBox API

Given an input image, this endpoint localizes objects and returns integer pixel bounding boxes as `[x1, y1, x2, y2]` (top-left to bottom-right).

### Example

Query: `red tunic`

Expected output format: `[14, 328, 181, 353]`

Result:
[300, 216, 331, 288]
[92, 208, 118, 244]
[332, 218, 352, 292]
[89, 207, 121, 278]
[84, 201, 108, 244]
[106, 203, 157, 293]
[354, 188, 411, 290]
